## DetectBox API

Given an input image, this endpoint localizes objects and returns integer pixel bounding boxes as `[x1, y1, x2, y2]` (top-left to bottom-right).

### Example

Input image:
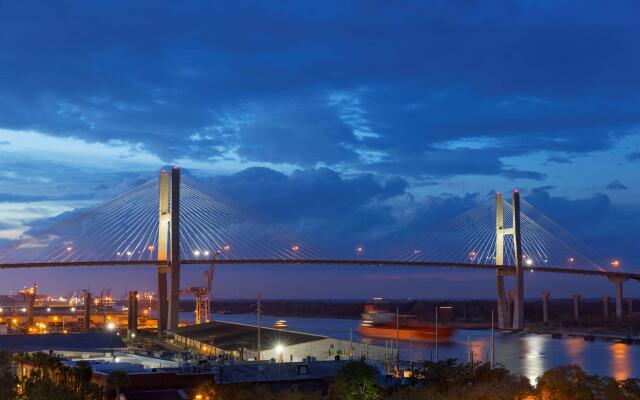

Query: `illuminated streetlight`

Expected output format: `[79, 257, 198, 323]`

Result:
[66, 246, 73, 252]
[291, 245, 300, 252]
[355, 246, 364, 260]
[525, 258, 533, 266]
[71, 307, 76, 312]
[106, 322, 115, 331]
[567, 257, 575, 268]
[148, 245, 154, 251]
[46, 308, 51, 312]
[223, 244, 231, 252]
[193, 250, 201, 256]
[469, 250, 477, 260]
[204, 250, 210, 256]
[126, 251, 132, 256]
[611, 259, 620, 268]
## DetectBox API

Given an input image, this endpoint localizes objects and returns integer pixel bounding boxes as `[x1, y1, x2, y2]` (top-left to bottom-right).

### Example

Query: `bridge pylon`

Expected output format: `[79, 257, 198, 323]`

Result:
[495, 190, 524, 330]
[157, 167, 182, 334]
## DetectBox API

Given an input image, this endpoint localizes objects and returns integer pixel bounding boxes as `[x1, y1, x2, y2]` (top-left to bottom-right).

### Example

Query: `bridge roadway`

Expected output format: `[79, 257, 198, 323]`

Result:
[0, 259, 638, 281]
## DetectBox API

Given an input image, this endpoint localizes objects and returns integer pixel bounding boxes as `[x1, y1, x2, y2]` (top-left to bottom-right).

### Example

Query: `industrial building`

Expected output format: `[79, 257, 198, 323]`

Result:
[170, 320, 389, 363]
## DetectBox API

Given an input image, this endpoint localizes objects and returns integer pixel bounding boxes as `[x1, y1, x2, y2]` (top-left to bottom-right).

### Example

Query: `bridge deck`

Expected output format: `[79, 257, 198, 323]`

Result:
[0, 259, 638, 281]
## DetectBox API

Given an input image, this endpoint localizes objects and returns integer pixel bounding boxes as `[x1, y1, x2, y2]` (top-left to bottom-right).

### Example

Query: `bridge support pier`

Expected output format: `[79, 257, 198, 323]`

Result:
[602, 296, 610, 321]
[168, 167, 181, 331]
[157, 170, 170, 336]
[496, 271, 509, 329]
[628, 298, 634, 318]
[542, 292, 550, 324]
[83, 290, 91, 333]
[573, 294, 581, 322]
[128, 291, 138, 336]
[495, 190, 524, 330]
[609, 277, 627, 322]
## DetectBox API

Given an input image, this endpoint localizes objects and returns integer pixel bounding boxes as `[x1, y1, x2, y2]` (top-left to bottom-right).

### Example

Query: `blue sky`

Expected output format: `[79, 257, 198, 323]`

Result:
[0, 1, 638, 298]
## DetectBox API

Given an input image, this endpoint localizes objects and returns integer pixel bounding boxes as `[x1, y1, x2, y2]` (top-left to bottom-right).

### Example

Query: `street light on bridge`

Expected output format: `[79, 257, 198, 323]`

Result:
[355, 246, 364, 260]
[611, 259, 620, 268]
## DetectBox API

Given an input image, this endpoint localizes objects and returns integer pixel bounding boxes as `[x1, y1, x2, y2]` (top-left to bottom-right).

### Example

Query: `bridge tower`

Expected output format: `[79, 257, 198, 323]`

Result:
[495, 190, 524, 330]
[157, 167, 181, 334]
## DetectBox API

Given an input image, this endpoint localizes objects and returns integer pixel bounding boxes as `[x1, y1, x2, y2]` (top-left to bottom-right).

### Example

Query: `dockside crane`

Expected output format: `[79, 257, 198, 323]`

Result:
[182, 264, 215, 324]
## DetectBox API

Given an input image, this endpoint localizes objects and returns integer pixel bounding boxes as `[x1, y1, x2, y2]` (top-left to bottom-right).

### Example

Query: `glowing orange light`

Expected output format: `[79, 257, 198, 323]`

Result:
[611, 259, 620, 267]
[223, 244, 231, 252]
[291, 245, 300, 252]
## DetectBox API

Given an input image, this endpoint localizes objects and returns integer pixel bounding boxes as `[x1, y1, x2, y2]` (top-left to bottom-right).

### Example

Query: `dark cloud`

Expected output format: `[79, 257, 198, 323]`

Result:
[0, 1, 638, 177]
[606, 180, 628, 191]
[524, 188, 640, 265]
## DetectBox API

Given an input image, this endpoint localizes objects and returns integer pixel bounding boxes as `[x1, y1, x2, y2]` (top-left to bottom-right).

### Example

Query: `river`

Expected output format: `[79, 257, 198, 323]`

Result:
[179, 312, 638, 381]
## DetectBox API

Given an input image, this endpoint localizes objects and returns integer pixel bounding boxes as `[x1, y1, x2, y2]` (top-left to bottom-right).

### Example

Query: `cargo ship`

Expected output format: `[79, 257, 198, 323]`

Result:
[358, 304, 455, 342]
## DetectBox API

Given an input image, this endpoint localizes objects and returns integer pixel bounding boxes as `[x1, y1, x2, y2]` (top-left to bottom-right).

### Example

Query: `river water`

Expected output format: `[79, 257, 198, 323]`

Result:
[179, 312, 639, 381]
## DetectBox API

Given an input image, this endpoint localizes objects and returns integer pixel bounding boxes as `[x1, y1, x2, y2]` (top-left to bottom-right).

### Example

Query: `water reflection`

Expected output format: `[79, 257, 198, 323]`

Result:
[521, 335, 546, 383]
[609, 343, 632, 380]
[563, 338, 586, 367]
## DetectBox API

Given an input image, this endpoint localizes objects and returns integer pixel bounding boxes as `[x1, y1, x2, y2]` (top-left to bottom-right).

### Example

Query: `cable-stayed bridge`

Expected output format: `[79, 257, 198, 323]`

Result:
[0, 168, 637, 332]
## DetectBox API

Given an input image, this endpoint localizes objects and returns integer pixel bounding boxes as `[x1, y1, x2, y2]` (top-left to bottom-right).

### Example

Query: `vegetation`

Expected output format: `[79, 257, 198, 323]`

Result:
[0, 351, 104, 400]
[2, 350, 640, 400]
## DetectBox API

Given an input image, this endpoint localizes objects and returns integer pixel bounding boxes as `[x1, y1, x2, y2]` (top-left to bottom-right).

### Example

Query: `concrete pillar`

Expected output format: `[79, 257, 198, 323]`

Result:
[128, 291, 138, 335]
[609, 277, 627, 322]
[168, 167, 181, 331]
[602, 296, 610, 321]
[511, 190, 524, 330]
[507, 290, 514, 328]
[157, 170, 170, 336]
[495, 193, 509, 329]
[573, 294, 581, 322]
[542, 292, 550, 324]
[496, 272, 508, 329]
[27, 290, 35, 328]
[83, 290, 91, 333]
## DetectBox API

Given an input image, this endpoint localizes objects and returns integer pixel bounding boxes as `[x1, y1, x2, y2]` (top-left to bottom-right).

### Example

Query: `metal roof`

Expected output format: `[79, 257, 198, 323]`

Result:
[171, 321, 327, 351]
[0, 332, 126, 353]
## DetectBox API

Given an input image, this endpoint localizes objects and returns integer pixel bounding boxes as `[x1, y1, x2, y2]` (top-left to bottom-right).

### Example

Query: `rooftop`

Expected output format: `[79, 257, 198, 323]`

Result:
[171, 321, 327, 352]
[0, 332, 126, 353]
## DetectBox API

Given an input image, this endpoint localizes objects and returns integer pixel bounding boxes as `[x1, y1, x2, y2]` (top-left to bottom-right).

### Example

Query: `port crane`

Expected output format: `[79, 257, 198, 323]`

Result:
[182, 264, 215, 324]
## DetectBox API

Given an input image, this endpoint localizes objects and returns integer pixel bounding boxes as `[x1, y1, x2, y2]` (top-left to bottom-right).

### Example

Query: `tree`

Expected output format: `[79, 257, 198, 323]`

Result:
[73, 360, 94, 397]
[13, 352, 31, 384]
[334, 360, 381, 400]
[107, 370, 131, 399]
[0, 351, 18, 400]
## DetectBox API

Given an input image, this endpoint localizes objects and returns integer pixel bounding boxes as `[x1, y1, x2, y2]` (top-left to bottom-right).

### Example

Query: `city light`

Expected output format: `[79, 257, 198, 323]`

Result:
[126, 251, 132, 256]
[71, 307, 76, 312]
[106, 322, 116, 331]
[611, 259, 620, 267]
[223, 244, 231, 252]
[204, 250, 210, 256]
[275, 344, 284, 354]
[291, 245, 300, 252]
[148, 245, 154, 251]
[194, 250, 201, 256]
[526, 258, 533, 266]
[46, 308, 51, 312]
[66, 246, 73, 252]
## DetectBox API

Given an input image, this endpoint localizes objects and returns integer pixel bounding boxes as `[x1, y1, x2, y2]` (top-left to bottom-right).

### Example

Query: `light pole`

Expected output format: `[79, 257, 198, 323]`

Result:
[435, 306, 452, 362]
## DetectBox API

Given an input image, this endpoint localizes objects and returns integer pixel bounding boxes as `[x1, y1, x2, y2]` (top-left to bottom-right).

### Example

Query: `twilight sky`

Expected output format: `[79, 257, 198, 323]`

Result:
[0, 1, 638, 299]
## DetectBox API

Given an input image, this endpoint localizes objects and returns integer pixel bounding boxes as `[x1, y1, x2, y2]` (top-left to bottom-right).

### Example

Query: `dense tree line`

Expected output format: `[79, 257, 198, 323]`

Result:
[0, 351, 129, 400]
[3, 351, 639, 399]
[195, 359, 640, 400]
[207, 299, 640, 329]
